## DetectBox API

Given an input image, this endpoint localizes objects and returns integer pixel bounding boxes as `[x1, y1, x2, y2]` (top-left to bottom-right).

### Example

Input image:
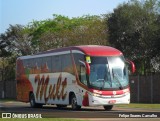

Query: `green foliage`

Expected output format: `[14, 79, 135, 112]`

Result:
[0, 34, 11, 57]
[0, 25, 33, 81]
[0, 56, 16, 81]
[106, 0, 160, 74]
[0, 25, 34, 56]
[30, 14, 108, 52]
[116, 103, 160, 109]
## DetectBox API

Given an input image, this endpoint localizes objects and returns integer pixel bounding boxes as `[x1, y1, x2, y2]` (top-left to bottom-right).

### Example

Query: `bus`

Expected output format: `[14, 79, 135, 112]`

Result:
[16, 45, 135, 110]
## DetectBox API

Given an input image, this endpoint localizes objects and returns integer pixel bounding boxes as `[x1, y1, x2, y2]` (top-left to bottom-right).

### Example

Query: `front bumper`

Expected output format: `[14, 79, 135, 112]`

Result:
[89, 92, 130, 106]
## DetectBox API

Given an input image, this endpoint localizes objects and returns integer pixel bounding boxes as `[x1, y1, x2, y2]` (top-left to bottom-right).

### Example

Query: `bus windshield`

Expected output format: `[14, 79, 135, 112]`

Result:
[88, 56, 129, 90]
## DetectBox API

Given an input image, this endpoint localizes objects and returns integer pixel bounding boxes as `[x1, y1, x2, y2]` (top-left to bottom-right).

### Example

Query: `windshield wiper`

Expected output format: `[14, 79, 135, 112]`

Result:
[101, 79, 105, 90]
[112, 70, 123, 90]
[96, 79, 105, 90]
[114, 76, 123, 90]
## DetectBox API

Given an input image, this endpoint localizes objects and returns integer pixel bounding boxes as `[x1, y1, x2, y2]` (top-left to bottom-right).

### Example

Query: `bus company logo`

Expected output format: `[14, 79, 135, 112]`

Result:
[113, 91, 116, 95]
[35, 74, 67, 102]
[2, 113, 11, 118]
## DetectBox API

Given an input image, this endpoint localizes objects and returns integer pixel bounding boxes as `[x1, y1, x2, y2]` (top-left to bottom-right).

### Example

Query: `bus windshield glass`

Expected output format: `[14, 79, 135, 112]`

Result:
[88, 56, 129, 90]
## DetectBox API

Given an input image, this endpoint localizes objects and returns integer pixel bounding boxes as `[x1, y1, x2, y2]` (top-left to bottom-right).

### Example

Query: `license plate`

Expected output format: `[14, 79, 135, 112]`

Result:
[108, 100, 116, 104]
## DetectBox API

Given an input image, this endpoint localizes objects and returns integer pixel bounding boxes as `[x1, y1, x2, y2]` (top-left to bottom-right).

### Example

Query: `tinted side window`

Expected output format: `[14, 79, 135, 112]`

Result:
[34, 58, 42, 73]
[80, 65, 87, 85]
[52, 56, 61, 72]
[42, 56, 52, 73]
[62, 54, 73, 74]
[73, 53, 85, 74]
[73, 53, 86, 84]
[26, 59, 33, 69]
[23, 59, 34, 74]
[34, 58, 42, 69]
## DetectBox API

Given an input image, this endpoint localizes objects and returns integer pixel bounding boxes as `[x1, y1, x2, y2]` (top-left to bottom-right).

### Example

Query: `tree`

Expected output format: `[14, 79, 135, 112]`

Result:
[106, 0, 160, 74]
[0, 24, 33, 87]
[0, 36, 11, 57]
[66, 15, 108, 46]
[0, 24, 34, 56]
[30, 14, 109, 52]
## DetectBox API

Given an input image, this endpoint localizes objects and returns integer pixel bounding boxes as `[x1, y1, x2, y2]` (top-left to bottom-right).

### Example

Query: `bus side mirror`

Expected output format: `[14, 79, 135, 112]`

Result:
[126, 60, 136, 73]
[85, 62, 90, 75]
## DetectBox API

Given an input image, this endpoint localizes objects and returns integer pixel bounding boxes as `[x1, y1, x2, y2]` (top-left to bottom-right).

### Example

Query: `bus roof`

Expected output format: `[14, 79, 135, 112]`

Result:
[18, 45, 123, 60]
[38, 45, 122, 56]
[74, 45, 122, 56]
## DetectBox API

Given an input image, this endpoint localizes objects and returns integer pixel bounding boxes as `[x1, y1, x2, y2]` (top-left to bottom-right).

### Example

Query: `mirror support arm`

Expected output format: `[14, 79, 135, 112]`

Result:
[126, 59, 136, 73]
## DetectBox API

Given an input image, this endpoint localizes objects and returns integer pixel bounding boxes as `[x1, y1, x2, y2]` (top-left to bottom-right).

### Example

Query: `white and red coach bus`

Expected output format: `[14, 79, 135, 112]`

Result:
[16, 45, 135, 110]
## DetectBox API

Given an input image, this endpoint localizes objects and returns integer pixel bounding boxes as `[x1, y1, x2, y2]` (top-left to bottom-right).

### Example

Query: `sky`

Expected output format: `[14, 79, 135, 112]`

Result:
[0, 0, 128, 34]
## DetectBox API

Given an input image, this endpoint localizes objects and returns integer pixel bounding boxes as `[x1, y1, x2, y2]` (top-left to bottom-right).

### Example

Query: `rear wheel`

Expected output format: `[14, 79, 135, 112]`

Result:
[103, 105, 113, 111]
[29, 93, 42, 108]
[71, 94, 81, 110]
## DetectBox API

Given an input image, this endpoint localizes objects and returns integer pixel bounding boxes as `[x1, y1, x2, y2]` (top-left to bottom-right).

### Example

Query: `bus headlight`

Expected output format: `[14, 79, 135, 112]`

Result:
[91, 93, 101, 97]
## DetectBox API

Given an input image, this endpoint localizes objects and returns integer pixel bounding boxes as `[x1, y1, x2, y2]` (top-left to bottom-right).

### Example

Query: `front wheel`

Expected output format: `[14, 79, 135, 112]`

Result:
[103, 105, 113, 111]
[71, 94, 81, 110]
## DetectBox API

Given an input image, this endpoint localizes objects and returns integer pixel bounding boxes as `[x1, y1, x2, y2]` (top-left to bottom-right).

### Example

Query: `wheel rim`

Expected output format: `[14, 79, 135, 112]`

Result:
[30, 98, 34, 106]
[72, 97, 77, 109]
[30, 95, 35, 107]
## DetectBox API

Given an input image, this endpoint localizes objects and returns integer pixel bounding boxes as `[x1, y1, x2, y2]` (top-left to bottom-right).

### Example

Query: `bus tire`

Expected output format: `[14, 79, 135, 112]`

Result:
[29, 93, 42, 108]
[56, 104, 67, 108]
[71, 94, 81, 110]
[103, 105, 113, 111]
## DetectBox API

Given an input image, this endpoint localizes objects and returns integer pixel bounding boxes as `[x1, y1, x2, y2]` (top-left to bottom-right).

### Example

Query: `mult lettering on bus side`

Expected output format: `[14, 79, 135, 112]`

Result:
[34, 74, 67, 102]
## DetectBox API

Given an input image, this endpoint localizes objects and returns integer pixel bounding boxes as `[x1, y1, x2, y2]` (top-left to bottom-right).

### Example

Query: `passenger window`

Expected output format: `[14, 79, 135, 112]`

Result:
[62, 54, 73, 74]
[42, 56, 52, 73]
[52, 56, 61, 72]
[34, 58, 42, 73]
[80, 65, 87, 86]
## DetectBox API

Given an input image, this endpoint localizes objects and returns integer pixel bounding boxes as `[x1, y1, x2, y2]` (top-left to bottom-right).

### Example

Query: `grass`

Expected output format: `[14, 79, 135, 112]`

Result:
[116, 103, 160, 109]
[0, 98, 16, 102]
[0, 118, 86, 121]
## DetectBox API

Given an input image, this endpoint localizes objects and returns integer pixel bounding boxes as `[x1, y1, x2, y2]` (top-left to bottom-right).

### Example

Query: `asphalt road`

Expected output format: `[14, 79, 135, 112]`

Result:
[1, 101, 160, 120]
